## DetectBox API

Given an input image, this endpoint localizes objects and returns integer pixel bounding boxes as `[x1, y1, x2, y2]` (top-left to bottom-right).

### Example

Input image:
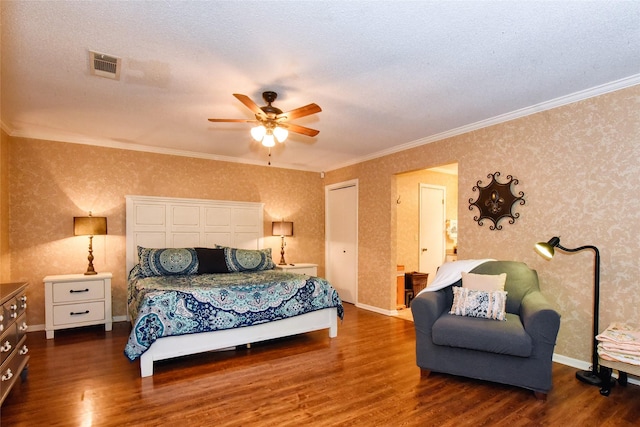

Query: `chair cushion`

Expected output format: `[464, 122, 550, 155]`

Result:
[432, 312, 533, 357]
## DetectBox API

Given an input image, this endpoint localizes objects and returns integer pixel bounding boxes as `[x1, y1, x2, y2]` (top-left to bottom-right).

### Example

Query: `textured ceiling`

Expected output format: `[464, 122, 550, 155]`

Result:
[1, 1, 639, 171]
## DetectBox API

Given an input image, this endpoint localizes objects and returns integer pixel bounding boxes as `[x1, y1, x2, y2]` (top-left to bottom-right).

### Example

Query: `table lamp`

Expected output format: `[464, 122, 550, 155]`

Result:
[272, 220, 293, 265]
[74, 212, 107, 275]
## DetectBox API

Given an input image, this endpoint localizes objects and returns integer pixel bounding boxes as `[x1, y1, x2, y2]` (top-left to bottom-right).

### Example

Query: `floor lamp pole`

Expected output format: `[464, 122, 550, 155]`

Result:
[558, 243, 601, 386]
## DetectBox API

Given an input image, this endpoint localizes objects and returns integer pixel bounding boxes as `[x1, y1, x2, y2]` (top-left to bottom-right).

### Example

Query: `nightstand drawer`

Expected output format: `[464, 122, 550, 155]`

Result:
[52, 280, 105, 303]
[53, 301, 105, 326]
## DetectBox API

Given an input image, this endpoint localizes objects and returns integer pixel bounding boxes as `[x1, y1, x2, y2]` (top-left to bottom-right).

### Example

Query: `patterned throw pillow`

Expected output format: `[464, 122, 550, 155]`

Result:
[137, 247, 199, 277]
[224, 247, 275, 272]
[449, 286, 507, 321]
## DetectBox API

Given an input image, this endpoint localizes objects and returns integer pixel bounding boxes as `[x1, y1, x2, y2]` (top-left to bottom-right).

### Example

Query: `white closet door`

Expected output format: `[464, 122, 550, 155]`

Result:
[325, 181, 358, 304]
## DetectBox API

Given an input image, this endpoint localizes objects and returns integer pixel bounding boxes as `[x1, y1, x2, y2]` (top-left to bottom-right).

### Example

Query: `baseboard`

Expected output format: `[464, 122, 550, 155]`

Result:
[553, 353, 639, 386]
[356, 302, 397, 316]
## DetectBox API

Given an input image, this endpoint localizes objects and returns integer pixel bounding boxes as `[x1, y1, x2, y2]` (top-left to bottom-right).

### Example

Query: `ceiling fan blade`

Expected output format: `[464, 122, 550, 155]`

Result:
[233, 93, 266, 118]
[208, 118, 257, 123]
[284, 123, 320, 137]
[276, 103, 322, 121]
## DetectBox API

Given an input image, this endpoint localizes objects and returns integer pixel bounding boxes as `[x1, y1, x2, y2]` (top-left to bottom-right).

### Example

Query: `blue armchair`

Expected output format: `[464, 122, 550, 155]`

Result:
[411, 261, 561, 399]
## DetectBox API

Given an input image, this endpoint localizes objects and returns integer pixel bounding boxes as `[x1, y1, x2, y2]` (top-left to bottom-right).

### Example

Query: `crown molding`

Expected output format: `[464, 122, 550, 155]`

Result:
[326, 74, 640, 172]
[2, 126, 316, 172]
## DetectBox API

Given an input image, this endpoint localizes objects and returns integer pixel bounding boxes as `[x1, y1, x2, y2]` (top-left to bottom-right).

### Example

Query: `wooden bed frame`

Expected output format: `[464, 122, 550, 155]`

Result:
[125, 195, 338, 377]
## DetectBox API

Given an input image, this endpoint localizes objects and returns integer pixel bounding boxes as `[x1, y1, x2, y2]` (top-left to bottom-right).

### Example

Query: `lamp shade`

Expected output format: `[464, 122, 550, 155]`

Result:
[251, 125, 266, 142]
[262, 133, 276, 147]
[534, 236, 560, 260]
[273, 126, 288, 143]
[272, 221, 293, 237]
[74, 215, 107, 236]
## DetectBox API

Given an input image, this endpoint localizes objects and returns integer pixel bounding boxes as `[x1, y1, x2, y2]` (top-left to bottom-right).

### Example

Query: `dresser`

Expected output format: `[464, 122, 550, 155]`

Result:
[43, 273, 112, 339]
[0, 281, 29, 406]
[274, 263, 318, 276]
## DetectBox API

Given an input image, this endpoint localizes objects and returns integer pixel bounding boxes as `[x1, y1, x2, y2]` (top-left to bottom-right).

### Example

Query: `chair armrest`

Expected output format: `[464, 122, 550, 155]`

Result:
[411, 290, 449, 332]
[520, 291, 561, 346]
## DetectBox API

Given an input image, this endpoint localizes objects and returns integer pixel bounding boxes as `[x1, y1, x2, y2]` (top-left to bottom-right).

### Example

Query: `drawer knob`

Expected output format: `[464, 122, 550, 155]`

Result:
[10, 304, 17, 311]
[70, 310, 90, 316]
[19, 322, 28, 331]
[0, 324, 3, 332]
[19, 345, 28, 355]
[1, 368, 13, 381]
[1, 341, 11, 352]
[70, 288, 90, 293]
[20, 295, 27, 302]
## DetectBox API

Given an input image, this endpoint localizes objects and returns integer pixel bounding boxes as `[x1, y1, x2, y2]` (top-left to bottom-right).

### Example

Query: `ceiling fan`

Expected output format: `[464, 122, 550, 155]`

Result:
[208, 91, 322, 149]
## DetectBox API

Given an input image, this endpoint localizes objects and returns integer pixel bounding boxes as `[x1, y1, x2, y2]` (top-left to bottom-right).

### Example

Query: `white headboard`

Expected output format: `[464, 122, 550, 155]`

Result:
[125, 195, 264, 274]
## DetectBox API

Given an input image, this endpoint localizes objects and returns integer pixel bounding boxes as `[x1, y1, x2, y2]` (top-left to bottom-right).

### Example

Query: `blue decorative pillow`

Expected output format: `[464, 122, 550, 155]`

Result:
[224, 247, 275, 272]
[137, 247, 199, 277]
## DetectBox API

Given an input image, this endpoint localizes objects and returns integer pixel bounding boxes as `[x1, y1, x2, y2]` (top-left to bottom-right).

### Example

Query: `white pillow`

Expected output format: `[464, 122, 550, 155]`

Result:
[461, 272, 506, 292]
[450, 287, 507, 321]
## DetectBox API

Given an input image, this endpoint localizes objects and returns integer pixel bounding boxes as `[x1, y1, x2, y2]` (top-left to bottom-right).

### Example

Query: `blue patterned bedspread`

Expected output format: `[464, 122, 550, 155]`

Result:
[124, 269, 344, 360]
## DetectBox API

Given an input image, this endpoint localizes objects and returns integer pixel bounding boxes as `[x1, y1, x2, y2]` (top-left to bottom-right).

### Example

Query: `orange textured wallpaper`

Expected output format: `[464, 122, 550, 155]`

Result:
[325, 85, 640, 362]
[7, 139, 324, 326]
[0, 130, 10, 281]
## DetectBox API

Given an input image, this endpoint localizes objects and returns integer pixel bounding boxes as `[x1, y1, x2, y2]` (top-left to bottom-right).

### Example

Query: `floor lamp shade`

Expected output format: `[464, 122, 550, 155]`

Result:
[74, 213, 107, 275]
[272, 221, 293, 265]
[535, 236, 602, 386]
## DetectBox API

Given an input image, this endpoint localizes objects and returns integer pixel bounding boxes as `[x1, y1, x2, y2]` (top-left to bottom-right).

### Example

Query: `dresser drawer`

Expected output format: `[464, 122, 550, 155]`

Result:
[53, 301, 105, 326]
[0, 323, 17, 365]
[16, 313, 28, 343]
[1, 298, 20, 332]
[52, 280, 105, 303]
[0, 336, 29, 405]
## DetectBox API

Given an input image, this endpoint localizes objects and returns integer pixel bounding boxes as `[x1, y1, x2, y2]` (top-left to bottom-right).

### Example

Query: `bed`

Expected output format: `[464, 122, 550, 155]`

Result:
[125, 195, 343, 377]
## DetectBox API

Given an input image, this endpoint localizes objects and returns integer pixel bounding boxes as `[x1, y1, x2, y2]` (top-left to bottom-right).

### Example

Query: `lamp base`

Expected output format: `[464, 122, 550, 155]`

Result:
[576, 369, 602, 386]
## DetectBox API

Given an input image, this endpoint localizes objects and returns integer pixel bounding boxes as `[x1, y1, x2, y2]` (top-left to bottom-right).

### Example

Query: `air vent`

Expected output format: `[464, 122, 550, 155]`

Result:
[89, 51, 121, 80]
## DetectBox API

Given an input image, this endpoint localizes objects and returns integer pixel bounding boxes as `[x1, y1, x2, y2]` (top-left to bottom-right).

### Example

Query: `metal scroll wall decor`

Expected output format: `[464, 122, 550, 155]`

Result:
[469, 172, 525, 230]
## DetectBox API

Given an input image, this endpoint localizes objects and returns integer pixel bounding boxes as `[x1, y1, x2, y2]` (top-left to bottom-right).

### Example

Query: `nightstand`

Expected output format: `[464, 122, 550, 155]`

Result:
[274, 263, 318, 276]
[43, 273, 112, 339]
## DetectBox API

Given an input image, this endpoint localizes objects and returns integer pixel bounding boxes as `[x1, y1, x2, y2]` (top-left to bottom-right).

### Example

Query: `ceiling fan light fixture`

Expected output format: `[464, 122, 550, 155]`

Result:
[262, 133, 276, 147]
[273, 126, 288, 143]
[251, 125, 266, 142]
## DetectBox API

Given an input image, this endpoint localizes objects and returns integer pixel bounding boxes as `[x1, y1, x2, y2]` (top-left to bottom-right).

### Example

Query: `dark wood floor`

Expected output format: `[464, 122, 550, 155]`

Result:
[2, 303, 639, 426]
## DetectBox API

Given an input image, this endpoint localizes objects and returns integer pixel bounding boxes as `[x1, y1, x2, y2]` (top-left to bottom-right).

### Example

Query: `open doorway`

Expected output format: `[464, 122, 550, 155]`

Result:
[394, 163, 458, 319]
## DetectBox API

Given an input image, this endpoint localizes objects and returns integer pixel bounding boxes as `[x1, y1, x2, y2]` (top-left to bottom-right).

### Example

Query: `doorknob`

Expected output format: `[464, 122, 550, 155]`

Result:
[421, 248, 428, 252]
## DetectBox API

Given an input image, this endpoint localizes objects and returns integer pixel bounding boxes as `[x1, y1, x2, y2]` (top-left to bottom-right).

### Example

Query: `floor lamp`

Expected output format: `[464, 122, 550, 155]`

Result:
[535, 236, 601, 386]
